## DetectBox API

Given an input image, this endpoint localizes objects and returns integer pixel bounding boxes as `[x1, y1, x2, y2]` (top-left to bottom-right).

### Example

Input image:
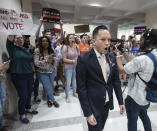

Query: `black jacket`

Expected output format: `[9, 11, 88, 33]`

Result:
[76, 49, 123, 117]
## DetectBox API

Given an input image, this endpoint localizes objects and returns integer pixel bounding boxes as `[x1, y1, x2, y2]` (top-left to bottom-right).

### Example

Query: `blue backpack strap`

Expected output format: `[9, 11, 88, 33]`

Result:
[136, 52, 157, 86]
[146, 53, 157, 69]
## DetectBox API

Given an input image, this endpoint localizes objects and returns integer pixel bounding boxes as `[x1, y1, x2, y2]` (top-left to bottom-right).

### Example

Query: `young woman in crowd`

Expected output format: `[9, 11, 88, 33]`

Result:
[62, 34, 79, 103]
[34, 36, 59, 108]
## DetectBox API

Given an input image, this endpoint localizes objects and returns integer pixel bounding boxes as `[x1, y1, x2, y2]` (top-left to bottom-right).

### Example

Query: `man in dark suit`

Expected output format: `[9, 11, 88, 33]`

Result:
[76, 25, 125, 131]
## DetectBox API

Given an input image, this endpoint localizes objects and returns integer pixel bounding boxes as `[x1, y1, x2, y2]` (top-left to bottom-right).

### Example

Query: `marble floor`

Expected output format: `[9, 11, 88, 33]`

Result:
[11, 86, 157, 131]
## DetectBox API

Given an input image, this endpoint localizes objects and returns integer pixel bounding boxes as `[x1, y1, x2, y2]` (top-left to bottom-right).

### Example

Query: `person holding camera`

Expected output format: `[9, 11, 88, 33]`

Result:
[34, 36, 59, 108]
[116, 29, 157, 131]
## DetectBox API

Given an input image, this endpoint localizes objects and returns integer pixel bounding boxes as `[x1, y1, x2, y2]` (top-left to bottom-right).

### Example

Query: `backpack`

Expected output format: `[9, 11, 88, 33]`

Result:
[136, 52, 157, 103]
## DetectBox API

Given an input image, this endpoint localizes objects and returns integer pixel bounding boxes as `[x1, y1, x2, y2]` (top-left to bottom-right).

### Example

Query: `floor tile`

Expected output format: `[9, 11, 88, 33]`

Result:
[31, 93, 81, 122]
[32, 124, 83, 131]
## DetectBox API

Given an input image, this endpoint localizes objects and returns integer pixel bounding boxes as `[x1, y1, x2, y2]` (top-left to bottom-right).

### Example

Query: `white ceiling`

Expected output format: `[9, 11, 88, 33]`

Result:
[32, 0, 157, 28]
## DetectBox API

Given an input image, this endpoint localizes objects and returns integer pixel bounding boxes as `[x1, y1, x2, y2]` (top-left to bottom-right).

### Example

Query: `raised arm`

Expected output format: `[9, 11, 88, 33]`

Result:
[35, 17, 43, 41]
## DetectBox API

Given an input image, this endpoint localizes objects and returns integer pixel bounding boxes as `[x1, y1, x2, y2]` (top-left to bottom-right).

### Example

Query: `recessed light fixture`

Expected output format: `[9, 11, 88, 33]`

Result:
[88, 3, 102, 7]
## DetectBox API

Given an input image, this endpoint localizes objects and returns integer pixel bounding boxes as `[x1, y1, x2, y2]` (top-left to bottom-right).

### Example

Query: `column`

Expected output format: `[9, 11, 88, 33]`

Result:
[109, 24, 118, 38]
[145, 6, 157, 28]
[0, 0, 21, 116]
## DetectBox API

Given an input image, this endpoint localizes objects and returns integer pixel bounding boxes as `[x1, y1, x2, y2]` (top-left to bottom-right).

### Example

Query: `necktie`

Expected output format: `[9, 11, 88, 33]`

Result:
[98, 55, 108, 82]
[98, 55, 109, 102]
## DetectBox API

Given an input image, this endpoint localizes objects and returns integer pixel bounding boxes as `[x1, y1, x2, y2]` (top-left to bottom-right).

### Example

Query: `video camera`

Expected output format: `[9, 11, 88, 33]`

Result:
[110, 38, 125, 52]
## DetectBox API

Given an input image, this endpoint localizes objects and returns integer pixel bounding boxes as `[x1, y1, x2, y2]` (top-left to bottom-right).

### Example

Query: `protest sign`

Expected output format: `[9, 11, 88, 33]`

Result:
[0, 8, 33, 35]
[42, 8, 60, 23]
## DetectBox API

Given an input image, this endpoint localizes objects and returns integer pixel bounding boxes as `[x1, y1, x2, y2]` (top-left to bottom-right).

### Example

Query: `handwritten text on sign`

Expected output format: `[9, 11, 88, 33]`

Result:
[0, 8, 33, 35]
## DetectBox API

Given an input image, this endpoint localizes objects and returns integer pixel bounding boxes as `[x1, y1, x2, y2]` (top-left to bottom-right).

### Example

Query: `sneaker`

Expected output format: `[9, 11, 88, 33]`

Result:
[53, 101, 59, 108]
[73, 93, 78, 98]
[47, 101, 53, 107]
[20, 117, 29, 124]
[54, 85, 59, 91]
[66, 98, 70, 103]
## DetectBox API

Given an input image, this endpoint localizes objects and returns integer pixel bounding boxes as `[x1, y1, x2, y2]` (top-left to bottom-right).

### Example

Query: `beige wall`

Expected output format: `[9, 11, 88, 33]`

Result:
[0, 0, 22, 115]
[146, 6, 157, 28]
[1, 0, 21, 11]
[0, 0, 33, 116]
[109, 24, 118, 38]
[21, 0, 32, 13]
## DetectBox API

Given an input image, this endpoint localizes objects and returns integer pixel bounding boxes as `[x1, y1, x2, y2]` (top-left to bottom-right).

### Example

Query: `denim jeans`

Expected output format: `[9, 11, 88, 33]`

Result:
[37, 71, 56, 102]
[0, 81, 6, 129]
[64, 68, 77, 97]
[125, 96, 152, 131]
[11, 73, 34, 115]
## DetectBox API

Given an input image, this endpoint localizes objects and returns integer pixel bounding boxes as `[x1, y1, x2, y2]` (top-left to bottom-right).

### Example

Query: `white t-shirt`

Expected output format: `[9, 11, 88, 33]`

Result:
[124, 49, 157, 105]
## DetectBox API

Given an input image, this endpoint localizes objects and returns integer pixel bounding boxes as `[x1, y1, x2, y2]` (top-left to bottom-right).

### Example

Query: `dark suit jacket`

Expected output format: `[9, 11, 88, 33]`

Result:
[76, 49, 123, 118]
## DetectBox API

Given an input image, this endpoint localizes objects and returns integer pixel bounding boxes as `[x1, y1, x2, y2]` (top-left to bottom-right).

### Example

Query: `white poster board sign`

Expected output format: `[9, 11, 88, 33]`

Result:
[0, 8, 33, 35]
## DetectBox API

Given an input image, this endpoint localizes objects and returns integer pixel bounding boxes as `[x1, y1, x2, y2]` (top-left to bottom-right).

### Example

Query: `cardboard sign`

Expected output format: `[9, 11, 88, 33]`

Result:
[0, 8, 33, 35]
[42, 8, 60, 23]
[134, 26, 146, 35]
[74, 25, 90, 33]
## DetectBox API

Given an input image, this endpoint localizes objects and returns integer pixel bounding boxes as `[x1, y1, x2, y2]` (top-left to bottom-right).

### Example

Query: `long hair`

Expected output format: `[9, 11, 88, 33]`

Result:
[61, 34, 74, 51]
[38, 36, 54, 57]
[66, 34, 74, 46]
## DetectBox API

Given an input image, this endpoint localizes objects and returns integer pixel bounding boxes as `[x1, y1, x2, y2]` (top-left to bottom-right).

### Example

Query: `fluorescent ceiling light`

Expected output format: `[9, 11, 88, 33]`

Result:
[88, 3, 102, 7]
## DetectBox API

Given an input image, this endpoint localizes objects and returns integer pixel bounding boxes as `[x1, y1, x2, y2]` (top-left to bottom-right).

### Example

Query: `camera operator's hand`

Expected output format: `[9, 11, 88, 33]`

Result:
[115, 49, 121, 56]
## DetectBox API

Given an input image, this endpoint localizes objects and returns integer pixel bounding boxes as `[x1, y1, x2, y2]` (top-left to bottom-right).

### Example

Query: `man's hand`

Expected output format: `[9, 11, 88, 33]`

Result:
[115, 49, 121, 56]
[119, 105, 125, 114]
[87, 114, 97, 126]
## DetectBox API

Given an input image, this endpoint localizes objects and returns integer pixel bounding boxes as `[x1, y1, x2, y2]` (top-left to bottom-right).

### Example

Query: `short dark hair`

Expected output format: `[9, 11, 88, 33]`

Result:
[80, 34, 87, 39]
[92, 25, 108, 38]
[144, 29, 157, 47]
